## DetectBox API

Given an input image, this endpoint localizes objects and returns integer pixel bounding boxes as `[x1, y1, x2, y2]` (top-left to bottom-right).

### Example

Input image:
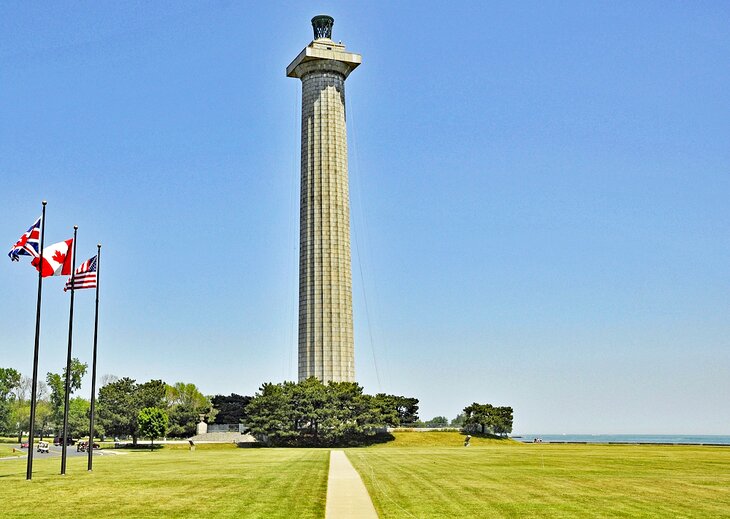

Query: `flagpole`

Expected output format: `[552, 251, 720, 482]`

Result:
[26, 200, 47, 481]
[88, 244, 101, 471]
[60, 225, 78, 476]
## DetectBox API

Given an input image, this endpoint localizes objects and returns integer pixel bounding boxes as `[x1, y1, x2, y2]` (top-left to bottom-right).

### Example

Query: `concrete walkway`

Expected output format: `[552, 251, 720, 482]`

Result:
[326, 450, 378, 518]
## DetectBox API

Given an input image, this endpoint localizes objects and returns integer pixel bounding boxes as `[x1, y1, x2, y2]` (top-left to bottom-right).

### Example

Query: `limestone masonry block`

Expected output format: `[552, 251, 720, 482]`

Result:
[288, 34, 361, 383]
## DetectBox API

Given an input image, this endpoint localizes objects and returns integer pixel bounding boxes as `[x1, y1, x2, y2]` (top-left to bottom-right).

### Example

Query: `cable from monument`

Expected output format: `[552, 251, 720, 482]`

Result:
[284, 88, 301, 380]
[347, 92, 385, 392]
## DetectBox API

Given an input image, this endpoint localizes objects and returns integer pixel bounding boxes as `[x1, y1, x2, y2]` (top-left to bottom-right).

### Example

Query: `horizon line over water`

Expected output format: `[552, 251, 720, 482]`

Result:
[514, 434, 730, 445]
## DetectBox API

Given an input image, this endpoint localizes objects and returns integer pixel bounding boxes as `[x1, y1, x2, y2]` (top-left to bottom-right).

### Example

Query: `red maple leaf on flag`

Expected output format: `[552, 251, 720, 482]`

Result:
[52, 250, 66, 264]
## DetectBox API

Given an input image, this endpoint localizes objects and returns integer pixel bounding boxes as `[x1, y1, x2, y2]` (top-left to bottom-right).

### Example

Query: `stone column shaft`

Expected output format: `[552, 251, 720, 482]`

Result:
[287, 19, 361, 382]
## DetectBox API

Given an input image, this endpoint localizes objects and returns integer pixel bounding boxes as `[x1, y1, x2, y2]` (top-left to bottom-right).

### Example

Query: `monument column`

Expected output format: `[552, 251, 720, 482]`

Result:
[287, 16, 361, 382]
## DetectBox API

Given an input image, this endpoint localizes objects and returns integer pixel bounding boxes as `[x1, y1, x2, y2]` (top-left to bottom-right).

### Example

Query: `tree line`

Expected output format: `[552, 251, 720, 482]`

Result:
[3, 365, 513, 445]
[1, 365, 213, 443]
[1, 363, 91, 441]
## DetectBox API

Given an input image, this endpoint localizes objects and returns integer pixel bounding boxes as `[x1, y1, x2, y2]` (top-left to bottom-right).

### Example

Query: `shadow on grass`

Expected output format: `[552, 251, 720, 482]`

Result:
[113, 443, 164, 450]
[249, 432, 397, 448]
[359, 432, 396, 446]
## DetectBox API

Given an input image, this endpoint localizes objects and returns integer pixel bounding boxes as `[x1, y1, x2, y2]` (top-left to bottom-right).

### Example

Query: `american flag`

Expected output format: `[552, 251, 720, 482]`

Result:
[64, 255, 97, 291]
[8, 216, 42, 261]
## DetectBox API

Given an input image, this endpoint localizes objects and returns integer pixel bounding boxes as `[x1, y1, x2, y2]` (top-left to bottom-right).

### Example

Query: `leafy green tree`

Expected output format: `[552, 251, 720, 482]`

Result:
[68, 397, 91, 438]
[492, 406, 514, 436]
[137, 379, 166, 409]
[426, 416, 449, 427]
[46, 358, 88, 429]
[211, 394, 252, 424]
[463, 402, 495, 434]
[462, 403, 513, 436]
[34, 400, 54, 440]
[246, 382, 298, 445]
[45, 373, 63, 425]
[291, 377, 329, 443]
[370, 394, 400, 426]
[372, 394, 419, 426]
[97, 377, 137, 442]
[0, 368, 21, 400]
[325, 382, 383, 444]
[138, 407, 168, 450]
[394, 396, 420, 424]
[8, 399, 53, 441]
[97, 378, 167, 445]
[8, 400, 30, 441]
[4, 375, 52, 440]
[0, 367, 21, 431]
[246, 378, 390, 447]
[450, 413, 465, 427]
[165, 382, 213, 437]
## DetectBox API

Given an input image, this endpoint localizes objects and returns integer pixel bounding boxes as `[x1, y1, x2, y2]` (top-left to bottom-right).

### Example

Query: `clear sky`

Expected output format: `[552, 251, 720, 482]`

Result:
[2, 1, 728, 434]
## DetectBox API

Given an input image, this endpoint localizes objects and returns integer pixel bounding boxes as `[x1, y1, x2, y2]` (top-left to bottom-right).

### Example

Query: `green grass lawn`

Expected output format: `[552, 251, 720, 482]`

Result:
[374, 430, 519, 448]
[0, 444, 25, 458]
[0, 447, 329, 519]
[347, 439, 730, 518]
[2, 433, 729, 519]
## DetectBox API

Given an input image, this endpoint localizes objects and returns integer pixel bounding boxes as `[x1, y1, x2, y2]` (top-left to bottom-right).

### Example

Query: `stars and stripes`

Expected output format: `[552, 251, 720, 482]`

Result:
[8, 216, 42, 261]
[64, 255, 97, 292]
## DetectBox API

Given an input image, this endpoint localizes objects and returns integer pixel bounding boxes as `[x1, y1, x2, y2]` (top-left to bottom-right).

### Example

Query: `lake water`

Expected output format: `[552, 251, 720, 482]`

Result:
[514, 434, 730, 445]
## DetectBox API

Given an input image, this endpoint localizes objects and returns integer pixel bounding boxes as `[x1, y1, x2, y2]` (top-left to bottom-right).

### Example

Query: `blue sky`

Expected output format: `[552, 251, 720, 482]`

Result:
[1, 1, 728, 434]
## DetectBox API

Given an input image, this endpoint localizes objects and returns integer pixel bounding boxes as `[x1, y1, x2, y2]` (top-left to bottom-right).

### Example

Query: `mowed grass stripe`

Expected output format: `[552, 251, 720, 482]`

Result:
[0, 447, 329, 519]
[347, 443, 730, 518]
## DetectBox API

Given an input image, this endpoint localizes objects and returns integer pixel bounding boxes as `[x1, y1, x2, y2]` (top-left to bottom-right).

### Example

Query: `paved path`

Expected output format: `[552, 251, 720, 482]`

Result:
[326, 450, 378, 519]
[0, 445, 124, 461]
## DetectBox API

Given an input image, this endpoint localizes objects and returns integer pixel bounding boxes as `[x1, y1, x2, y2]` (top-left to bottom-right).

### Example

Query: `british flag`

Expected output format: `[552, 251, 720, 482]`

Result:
[8, 216, 42, 261]
[64, 255, 97, 291]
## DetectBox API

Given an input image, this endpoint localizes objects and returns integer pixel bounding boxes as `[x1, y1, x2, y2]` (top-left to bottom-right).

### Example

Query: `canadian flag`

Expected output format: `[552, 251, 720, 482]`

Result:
[31, 239, 74, 277]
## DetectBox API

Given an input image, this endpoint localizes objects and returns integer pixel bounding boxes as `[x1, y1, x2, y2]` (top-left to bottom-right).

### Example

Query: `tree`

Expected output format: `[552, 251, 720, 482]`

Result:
[137, 379, 166, 409]
[46, 373, 64, 426]
[246, 378, 392, 447]
[46, 358, 88, 431]
[15, 376, 48, 402]
[245, 382, 298, 445]
[8, 400, 30, 441]
[372, 394, 420, 426]
[463, 402, 495, 434]
[426, 416, 449, 428]
[97, 378, 167, 445]
[35, 400, 54, 440]
[211, 393, 252, 424]
[325, 382, 383, 444]
[138, 407, 168, 450]
[462, 403, 514, 436]
[3, 373, 53, 440]
[492, 406, 514, 437]
[0, 368, 21, 401]
[165, 382, 213, 437]
[96, 377, 138, 443]
[68, 397, 91, 438]
[451, 413, 466, 427]
[0, 367, 21, 431]
[134, 379, 166, 443]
